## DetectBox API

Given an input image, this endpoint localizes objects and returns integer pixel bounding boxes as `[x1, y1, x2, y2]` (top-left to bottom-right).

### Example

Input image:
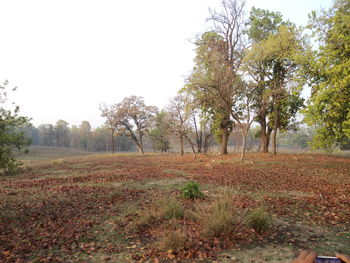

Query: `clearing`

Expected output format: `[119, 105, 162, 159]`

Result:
[1, 150, 349, 262]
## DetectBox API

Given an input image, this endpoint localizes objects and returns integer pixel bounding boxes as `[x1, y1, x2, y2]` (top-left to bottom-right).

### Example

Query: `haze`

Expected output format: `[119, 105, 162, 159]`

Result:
[0, 0, 332, 128]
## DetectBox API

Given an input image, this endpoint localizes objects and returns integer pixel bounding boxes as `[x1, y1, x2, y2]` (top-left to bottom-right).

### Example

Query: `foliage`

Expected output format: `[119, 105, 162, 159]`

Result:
[0, 80, 31, 174]
[181, 182, 204, 199]
[148, 111, 170, 153]
[245, 9, 305, 154]
[304, 0, 350, 149]
[245, 208, 271, 233]
[100, 96, 158, 154]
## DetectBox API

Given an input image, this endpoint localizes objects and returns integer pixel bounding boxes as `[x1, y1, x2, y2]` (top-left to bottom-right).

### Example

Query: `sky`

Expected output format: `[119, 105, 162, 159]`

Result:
[0, 0, 332, 128]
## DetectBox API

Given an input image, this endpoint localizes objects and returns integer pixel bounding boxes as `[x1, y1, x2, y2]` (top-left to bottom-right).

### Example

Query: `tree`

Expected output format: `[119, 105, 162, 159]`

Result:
[166, 94, 197, 156]
[100, 103, 119, 153]
[244, 24, 305, 155]
[54, 120, 70, 147]
[304, 0, 350, 150]
[148, 111, 170, 153]
[0, 80, 31, 174]
[115, 96, 158, 154]
[186, 0, 247, 155]
[101, 96, 158, 154]
[246, 7, 287, 153]
[79, 120, 92, 151]
[38, 124, 55, 146]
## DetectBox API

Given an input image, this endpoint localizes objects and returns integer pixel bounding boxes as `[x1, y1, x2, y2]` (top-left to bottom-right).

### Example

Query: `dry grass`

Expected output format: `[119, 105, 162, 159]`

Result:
[159, 229, 188, 252]
[159, 198, 184, 220]
[245, 207, 271, 233]
[197, 195, 239, 238]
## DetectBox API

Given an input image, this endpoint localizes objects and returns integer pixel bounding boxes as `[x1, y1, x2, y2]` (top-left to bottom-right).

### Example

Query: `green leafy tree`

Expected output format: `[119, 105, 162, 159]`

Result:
[245, 7, 286, 153]
[148, 111, 170, 153]
[304, 0, 350, 150]
[54, 120, 70, 147]
[38, 124, 55, 146]
[0, 80, 31, 174]
[186, 0, 246, 155]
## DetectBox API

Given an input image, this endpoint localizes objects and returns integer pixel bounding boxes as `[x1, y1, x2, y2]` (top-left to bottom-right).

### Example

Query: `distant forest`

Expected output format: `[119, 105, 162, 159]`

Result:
[22, 119, 328, 153]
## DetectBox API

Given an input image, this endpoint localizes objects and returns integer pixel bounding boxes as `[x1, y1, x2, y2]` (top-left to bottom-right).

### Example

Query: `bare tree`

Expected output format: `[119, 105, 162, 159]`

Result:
[166, 94, 195, 156]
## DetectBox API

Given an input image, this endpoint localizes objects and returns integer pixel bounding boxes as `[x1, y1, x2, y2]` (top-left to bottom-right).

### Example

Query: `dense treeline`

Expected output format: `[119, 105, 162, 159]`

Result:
[22, 120, 135, 152]
[21, 118, 316, 154]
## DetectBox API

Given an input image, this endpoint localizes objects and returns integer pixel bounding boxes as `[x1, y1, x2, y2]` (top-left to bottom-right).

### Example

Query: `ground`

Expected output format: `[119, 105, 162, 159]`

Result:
[1, 148, 349, 262]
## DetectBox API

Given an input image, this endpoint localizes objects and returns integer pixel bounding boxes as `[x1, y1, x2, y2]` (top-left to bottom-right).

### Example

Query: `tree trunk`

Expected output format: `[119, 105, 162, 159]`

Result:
[272, 128, 278, 155]
[272, 106, 279, 156]
[220, 127, 229, 155]
[240, 128, 248, 161]
[260, 119, 269, 153]
[111, 129, 115, 154]
[180, 135, 184, 156]
[138, 134, 144, 154]
[137, 145, 144, 154]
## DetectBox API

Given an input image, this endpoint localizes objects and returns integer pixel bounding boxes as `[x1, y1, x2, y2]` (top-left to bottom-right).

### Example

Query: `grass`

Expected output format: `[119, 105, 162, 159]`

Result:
[1, 149, 350, 262]
[159, 229, 188, 252]
[159, 198, 184, 220]
[245, 207, 271, 233]
[197, 196, 239, 238]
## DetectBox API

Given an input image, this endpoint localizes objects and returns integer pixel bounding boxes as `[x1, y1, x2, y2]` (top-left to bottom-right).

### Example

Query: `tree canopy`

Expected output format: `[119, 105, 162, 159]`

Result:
[304, 0, 350, 150]
[0, 81, 31, 174]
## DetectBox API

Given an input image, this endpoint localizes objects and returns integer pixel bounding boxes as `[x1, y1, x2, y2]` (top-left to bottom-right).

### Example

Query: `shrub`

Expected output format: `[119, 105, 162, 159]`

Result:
[160, 198, 184, 219]
[181, 182, 204, 199]
[245, 208, 271, 233]
[201, 198, 238, 237]
[159, 230, 187, 252]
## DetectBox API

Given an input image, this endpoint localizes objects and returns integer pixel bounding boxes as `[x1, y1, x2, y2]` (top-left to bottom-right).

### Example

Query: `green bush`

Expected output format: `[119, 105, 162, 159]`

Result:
[181, 182, 204, 199]
[245, 208, 271, 233]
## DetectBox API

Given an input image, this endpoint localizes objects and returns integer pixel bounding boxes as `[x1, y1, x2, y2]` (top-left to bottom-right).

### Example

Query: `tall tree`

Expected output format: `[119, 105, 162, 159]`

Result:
[186, 0, 247, 155]
[148, 111, 170, 153]
[246, 7, 286, 153]
[244, 24, 305, 155]
[0, 80, 31, 174]
[304, 0, 350, 150]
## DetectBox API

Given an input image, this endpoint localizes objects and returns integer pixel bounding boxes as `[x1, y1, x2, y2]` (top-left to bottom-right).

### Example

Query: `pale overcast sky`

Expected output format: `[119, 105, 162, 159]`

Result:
[0, 0, 332, 128]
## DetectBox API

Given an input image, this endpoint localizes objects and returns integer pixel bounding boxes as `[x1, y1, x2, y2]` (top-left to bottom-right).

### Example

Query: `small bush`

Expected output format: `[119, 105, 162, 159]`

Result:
[201, 198, 238, 237]
[245, 208, 271, 233]
[159, 230, 188, 252]
[181, 182, 204, 199]
[160, 199, 184, 219]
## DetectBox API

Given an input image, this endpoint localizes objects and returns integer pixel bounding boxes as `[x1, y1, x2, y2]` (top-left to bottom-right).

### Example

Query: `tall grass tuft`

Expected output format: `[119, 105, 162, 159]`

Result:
[160, 198, 184, 220]
[197, 196, 238, 238]
[245, 207, 271, 233]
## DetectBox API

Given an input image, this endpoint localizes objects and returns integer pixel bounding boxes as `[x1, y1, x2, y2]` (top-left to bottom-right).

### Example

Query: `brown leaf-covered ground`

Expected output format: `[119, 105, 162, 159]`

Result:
[1, 152, 349, 262]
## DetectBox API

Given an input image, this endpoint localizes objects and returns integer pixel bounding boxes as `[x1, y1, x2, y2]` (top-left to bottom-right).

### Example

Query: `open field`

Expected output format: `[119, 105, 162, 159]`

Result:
[1, 151, 350, 262]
